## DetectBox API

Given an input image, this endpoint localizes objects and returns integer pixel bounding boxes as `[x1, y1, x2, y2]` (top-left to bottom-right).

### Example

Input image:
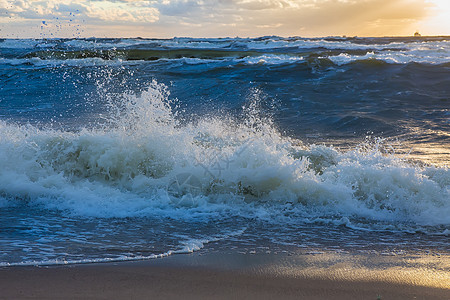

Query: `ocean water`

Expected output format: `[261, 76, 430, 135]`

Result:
[0, 36, 449, 266]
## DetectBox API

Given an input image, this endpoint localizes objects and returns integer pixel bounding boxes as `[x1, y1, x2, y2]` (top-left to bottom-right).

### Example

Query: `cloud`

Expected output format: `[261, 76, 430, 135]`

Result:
[85, 1, 159, 22]
[150, 0, 432, 37]
[1, 0, 159, 23]
[0, 0, 439, 38]
[156, 0, 203, 16]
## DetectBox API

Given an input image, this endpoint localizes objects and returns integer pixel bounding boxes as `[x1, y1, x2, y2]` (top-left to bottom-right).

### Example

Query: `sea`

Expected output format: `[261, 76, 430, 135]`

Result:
[0, 36, 449, 266]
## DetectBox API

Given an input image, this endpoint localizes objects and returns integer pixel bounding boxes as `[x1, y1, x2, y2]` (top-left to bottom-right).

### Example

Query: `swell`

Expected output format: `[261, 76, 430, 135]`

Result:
[1, 50, 447, 70]
[15, 49, 399, 62]
[15, 49, 358, 62]
[1, 36, 448, 66]
[22, 49, 271, 61]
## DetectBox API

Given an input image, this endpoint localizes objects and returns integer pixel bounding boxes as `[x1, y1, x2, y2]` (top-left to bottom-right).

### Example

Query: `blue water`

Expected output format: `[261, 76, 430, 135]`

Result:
[0, 36, 449, 266]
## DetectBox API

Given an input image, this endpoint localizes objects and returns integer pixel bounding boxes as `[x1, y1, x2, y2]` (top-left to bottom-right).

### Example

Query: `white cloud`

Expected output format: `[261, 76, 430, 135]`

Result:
[1, 0, 159, 23]
[234, 0, 300, 10]
[85, 1, 159, 22]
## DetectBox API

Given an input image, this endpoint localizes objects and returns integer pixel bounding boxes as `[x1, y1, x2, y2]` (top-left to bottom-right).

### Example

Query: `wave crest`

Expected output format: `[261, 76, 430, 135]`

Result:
[0, 82, 448, 228]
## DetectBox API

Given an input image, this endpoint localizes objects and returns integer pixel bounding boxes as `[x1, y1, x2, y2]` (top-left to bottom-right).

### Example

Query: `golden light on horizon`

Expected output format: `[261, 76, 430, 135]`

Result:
[418, 0, 450, 35]
[1, 0, 449, 38]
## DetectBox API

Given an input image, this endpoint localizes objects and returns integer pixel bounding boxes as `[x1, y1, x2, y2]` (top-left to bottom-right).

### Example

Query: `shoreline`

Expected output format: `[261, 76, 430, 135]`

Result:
[1, 251, 448, 299]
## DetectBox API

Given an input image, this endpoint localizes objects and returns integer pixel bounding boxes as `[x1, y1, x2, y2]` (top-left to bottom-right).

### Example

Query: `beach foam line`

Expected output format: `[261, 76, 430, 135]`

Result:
[0, 228, 246, 267]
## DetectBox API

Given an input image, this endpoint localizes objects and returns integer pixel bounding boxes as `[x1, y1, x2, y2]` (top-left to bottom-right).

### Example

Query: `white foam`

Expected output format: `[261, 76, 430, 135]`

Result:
[0, 251, 174, 267]
[0, 81, 448, 228]
[239, 54, 304, 65]
[0, 228, 245, 267]
[328, 46, 450, 65]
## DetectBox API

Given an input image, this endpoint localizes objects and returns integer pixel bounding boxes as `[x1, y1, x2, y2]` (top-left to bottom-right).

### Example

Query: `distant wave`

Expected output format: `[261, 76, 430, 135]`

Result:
[2, 36, 449, 66]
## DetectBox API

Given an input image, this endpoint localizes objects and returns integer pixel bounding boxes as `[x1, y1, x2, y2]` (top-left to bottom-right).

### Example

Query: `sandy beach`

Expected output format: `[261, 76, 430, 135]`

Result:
[1, 252, 448, 300]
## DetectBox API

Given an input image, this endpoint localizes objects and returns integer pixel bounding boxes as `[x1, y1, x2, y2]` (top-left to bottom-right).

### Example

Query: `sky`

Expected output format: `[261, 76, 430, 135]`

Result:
[0, 0, 449, 38]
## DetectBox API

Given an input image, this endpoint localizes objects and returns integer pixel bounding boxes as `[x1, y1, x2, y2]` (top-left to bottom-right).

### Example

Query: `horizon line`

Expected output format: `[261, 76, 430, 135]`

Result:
[1, 34, 450, 40]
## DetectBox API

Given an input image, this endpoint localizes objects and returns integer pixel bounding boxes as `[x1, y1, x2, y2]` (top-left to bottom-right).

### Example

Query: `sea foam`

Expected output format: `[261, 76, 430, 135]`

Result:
[0, 81, 448, 229]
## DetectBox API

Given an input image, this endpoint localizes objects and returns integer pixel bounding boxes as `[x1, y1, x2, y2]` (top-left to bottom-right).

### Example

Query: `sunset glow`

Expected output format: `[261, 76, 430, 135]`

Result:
[418, 0, 450, 35]
[0, 0, 449, 39]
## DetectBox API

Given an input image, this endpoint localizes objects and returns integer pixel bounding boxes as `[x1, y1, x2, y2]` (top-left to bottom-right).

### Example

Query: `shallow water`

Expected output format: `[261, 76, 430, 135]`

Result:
[0, 36, 449, 266]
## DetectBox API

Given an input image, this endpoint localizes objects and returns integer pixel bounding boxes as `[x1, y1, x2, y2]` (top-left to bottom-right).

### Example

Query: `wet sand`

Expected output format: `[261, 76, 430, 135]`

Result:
[1, 252, 448, 300]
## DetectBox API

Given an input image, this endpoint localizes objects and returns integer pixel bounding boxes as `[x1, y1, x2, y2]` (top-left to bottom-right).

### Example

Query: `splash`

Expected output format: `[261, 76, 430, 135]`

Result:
[0, 81, 448, 230]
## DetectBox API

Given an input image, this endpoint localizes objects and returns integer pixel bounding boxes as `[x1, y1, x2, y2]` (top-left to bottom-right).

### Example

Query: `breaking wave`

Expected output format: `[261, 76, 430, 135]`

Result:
[0, 81, 448, 232]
